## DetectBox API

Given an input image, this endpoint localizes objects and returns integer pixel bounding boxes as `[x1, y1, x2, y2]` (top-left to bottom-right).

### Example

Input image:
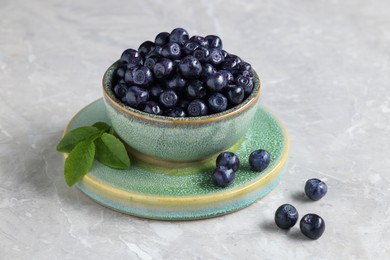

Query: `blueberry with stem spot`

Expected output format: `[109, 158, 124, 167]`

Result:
[113, 83, 128, 100]
[161, 42, 181, 60]
[274, 204, 299, 230]
[216, 152, 240, 172]
[187, 99, 208, 116]
[183, 41, 199, 55]
[132, 66, 153, 86]
[249, 149, 271, 172]
[300, 214, 325, 240]
[208, 92, 228, 113]
[193, 47, 210, 63]
[208, 48, 224, 65]
[236, 75, 253, 95]
[159, 89, 178, 108]
[304, 178, 328, 201]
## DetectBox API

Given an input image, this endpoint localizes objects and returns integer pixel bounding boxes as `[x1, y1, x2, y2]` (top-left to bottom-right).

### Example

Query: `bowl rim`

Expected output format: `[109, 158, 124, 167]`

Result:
[102, 60, 261, 124]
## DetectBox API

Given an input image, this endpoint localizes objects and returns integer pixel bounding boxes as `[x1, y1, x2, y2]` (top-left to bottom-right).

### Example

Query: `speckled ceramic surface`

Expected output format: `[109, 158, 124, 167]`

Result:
[65, 99, 288, 220]
[102, 61, 261, 162]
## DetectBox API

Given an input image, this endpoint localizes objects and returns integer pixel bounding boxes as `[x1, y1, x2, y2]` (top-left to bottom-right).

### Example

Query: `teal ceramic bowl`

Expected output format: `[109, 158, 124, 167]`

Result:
[102, 60, 261, 163]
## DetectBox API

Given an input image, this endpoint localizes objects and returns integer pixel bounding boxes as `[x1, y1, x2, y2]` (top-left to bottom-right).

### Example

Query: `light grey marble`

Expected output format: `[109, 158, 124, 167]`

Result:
[1, 0, 389, 259]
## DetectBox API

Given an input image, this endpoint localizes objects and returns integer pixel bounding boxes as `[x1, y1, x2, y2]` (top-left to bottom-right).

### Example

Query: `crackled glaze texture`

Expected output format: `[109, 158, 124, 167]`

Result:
[1, 0, 390, 259]
[102, 62, 261, 162]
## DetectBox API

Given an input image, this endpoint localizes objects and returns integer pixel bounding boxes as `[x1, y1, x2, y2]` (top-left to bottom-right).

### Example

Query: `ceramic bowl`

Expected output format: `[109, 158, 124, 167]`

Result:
[102, 60, 261, 163]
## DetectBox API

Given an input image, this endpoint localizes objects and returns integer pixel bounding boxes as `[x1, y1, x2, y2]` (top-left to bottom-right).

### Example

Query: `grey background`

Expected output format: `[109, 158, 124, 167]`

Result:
[1, 0, 389, 259]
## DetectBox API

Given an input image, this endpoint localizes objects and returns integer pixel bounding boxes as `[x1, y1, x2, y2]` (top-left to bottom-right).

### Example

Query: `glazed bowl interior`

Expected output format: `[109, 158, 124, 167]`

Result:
[102, 60, 261, 162]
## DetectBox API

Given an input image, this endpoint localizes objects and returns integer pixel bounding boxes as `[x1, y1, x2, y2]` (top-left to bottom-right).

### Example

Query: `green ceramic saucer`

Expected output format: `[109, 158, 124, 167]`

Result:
[66, 99, 289, 220]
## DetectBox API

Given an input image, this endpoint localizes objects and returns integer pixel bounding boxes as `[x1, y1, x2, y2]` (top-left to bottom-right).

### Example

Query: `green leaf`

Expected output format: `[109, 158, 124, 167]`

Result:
[94, 133, 130, 169]
[57, 126, 100, 153]
[64, 140, 95, 186]
[92, 122, 111, 133]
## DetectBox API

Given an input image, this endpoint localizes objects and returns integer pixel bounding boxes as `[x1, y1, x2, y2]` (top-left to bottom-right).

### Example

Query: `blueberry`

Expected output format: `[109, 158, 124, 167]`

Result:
[200, 63, 216, 79]
[124, 67, 136, 84]
[153, 58, 174, 79]
[304, 178, 328, 201]
[183, 41, 199, 55]
[208, 92, 228, 113]
[300, 214, 325, 240]
[221, 57, 239, 71]
[114, 64, 127, 79]
[219, 70, 234, 84]
[149, 85, 164, 100]
[189, 35, 208, 47]
[213, 166, 235, 187]
[205, 35, 223, 49]
[143, 101, 163, 115]
[221, 50, 229, 58]
[155, 32, 170, 46]
[178, 100, 190, 110]
[193, 47, 210, 63]
[185, 80, 207, 99]
[161, 42, 181, 60]
[165, 107, 186, 117]
[236, 75, 253, 95]
[113, 83, 128, 100]
[206, 72, 227, 91]
[145, 46, 163, 58]
[225, 85, 245, 105]
[144, 56, 159, 70]
[216, 152, 240, 172]
[159, 89, 178, 108]
[132, 66, 153, 86]
[138, 41, 155, 58]
[179, 55, 202, 78]
[236, 61, 252, 73]
[249, 149, 271, 172]
[124, 86, 149, 108]
[120, 49, 142, 67]
[208, 48, 224, 65]
[165, 74, 187, 95]
[169, 27, 189, 46]
[187, 99, 208, 116]
[274, 204, 299, 230]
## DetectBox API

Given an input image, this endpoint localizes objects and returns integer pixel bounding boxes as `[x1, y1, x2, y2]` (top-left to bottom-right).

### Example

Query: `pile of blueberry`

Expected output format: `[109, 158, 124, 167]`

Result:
[212, 149, 271, 187]
[111, 28, 255, 117]
[274, 178, 328, 240]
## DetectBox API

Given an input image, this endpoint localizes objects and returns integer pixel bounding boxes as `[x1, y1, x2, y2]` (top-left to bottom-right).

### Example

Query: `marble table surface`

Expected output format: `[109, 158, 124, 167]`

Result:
[1, 0, 389, 259]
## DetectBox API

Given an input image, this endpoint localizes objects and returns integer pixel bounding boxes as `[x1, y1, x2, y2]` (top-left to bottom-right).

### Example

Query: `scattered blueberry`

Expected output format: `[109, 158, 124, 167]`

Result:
[274, 204, 299, 230]
[300, 213, 325, 240]
[213, 166, 235, 187]
[304, 178, 328, 201]
[216, 152, 240, 172]
[249, 149, 271, 172]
